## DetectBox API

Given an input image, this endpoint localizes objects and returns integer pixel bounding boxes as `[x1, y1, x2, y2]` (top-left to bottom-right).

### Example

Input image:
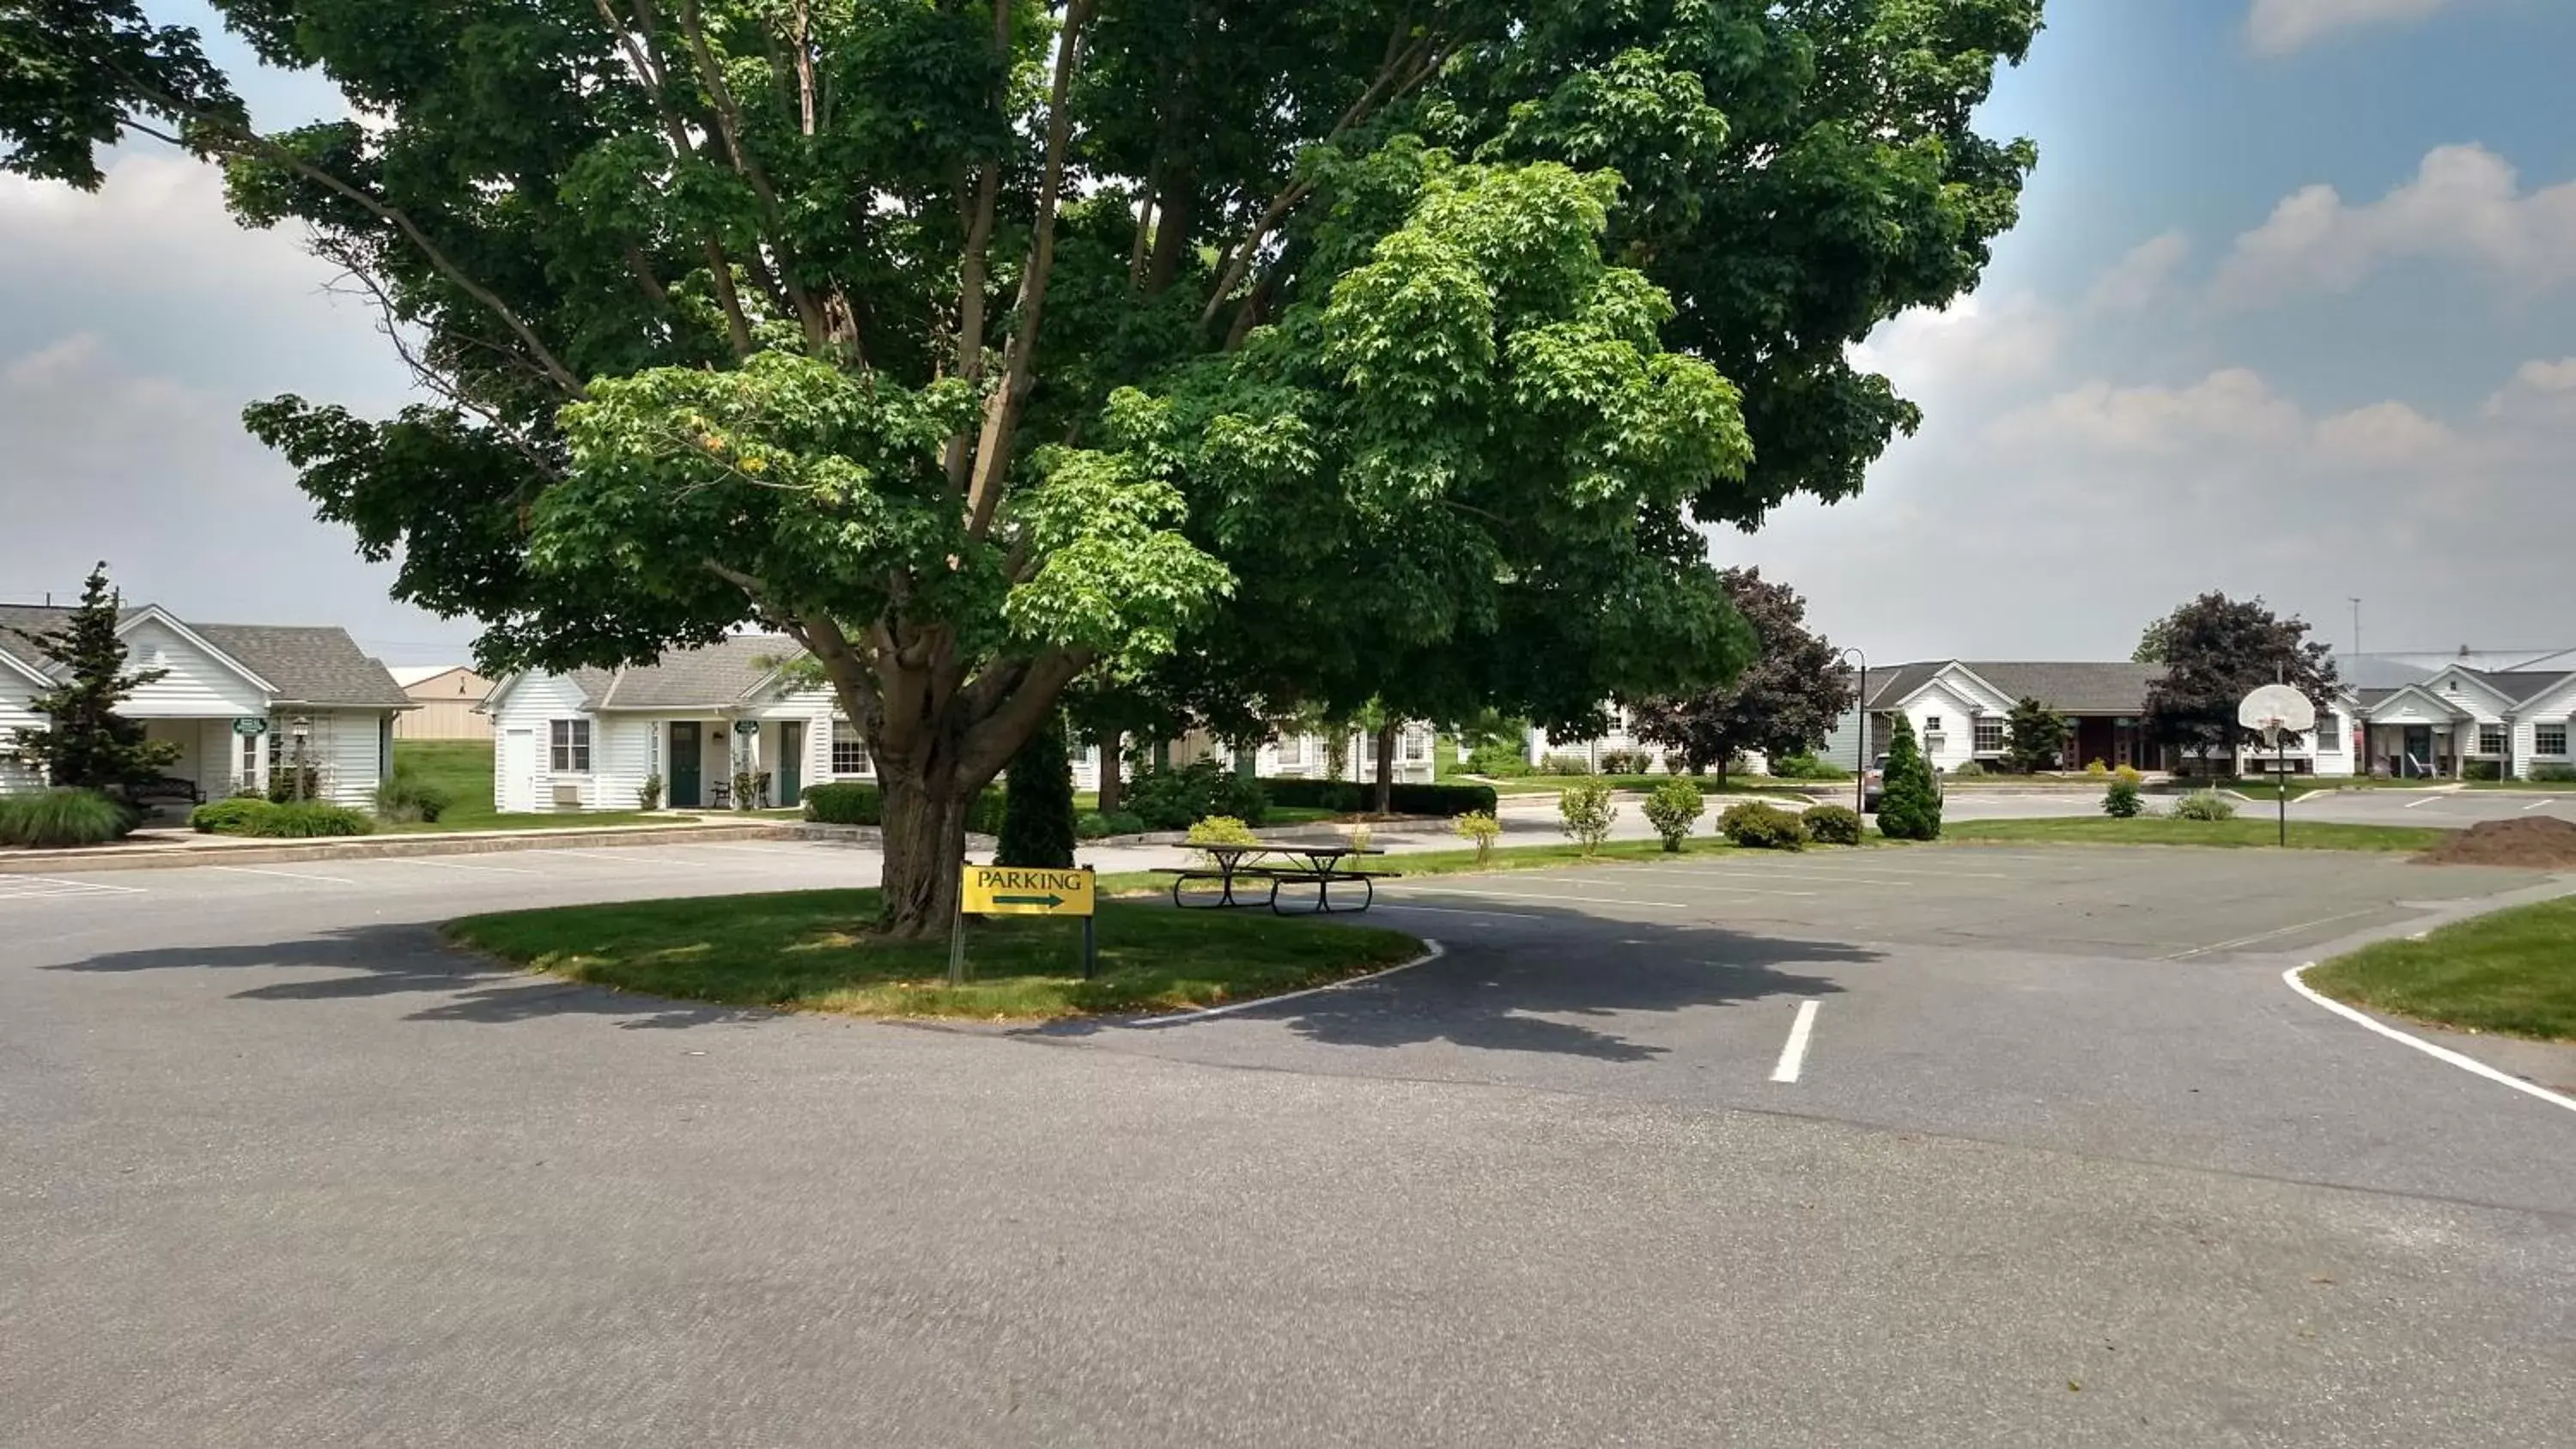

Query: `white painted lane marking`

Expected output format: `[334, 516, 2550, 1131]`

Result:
[208, 864, 357, 885]
[1381, 882, 1814, 909]
[2524, 799, 2555, 812]
[1769, 999, 1820, 1083]
[380, 856, 544, 876]
[676, 841, 822, 855]
[2162, 907, 2385, 961]
[2285, 963, 2576, 1117]
[540, 849, 699, 867]
[0, 875, 147, 898]
[2403, 794, 2448, 809]
[1611, 864, 1984, 888]
[1129, 940, 1446, 1027]
[1370, 903, 1548, 920]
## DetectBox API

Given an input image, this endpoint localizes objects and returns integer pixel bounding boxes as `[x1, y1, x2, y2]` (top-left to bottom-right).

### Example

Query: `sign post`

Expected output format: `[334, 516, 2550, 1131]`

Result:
[957, 864, 1100, 979]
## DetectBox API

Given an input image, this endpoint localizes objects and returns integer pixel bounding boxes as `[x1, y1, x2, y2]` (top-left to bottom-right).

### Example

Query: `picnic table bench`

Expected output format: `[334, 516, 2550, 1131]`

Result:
[1156, 843, 1382, 915]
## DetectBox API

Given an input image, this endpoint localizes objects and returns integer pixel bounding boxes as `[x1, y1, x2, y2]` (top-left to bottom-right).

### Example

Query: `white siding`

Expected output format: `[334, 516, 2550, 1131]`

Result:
[486, 671, 598, 812]
[0, 677, 42, 796]
[117, 618, 269, 718]
[2512, 675, 2576, 779]
[316, 710, 391, 808]
[1895, 682, 1983, 775]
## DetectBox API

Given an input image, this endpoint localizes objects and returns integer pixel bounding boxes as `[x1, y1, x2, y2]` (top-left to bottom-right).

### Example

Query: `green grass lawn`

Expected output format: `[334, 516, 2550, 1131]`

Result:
[1093, 833, 1886, 896]
[2306, 897, 2576, 1041]
[388, 739, 693, 833]
[447, 889, 1422, 1019]
[1946, 817, 2447, 852]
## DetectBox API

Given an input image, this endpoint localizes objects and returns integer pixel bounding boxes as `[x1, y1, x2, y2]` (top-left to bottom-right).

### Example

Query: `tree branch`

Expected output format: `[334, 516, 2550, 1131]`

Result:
[957, 647, 1094, 784]
[674, 0, 829, 351]
[963, 0, 1096, 538]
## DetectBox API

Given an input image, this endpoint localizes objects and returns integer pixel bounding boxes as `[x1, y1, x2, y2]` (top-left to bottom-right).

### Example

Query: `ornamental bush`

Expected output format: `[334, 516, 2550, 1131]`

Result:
[996, 721, 1077, 870]
[190, 797, 277, 834]
[1127, 760, 1268, 830]
[1075, 809, 1148, 840]
[2102, 780, 2143, 818]
[1641, 778, 1705, 852]
[1772, 752, 1852, 781]
[1875, 715, 1943, 841]
[1557, 779, 1616, 855]
[1801, 803, 1862, 846]
[1718, 800, 1804, 851]
[374, 767, 451, 824]
[1600, 748, 1654, 775]
[234, 802, 374, 838]
[0, 787, 131, 847]
[1538, 753, 1595, 776]
[2172, 790, 2236, 822]
[1455, 809, 1502, 864]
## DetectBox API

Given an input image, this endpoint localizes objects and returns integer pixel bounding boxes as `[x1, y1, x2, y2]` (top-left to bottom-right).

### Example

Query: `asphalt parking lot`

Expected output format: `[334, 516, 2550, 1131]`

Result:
[6, 836, 2574, 1447]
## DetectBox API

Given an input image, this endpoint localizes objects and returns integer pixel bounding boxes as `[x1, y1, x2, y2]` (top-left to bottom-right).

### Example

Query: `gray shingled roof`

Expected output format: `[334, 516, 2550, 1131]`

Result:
[1860, 660, 2165, 715]
[2466, 669, 2574, 705]
[0, 604, 408, 708]
[592, 635, 796, 708]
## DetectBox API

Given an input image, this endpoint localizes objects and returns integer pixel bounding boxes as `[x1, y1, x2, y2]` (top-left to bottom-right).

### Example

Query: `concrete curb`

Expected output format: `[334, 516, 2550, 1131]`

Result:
[0, 821, 819, 874]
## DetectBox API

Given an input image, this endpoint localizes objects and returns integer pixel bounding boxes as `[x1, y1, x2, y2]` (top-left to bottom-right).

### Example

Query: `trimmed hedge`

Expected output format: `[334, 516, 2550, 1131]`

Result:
[801, 782, 1008, 835]
[190, 797, 374, 837]
[190, 797, 276, 834]
[1259, 778, 1498, 817]
[1801, 803, 1863, 846]
[1718, 801, 1805, 851]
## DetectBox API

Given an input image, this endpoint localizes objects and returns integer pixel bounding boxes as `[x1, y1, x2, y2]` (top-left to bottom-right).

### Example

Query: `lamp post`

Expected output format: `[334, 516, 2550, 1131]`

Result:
[1838, 646, 1868, 816]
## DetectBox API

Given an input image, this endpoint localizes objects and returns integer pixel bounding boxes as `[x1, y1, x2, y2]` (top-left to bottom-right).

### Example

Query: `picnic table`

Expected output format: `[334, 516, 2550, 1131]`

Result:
[1162, 843, 1382, 915]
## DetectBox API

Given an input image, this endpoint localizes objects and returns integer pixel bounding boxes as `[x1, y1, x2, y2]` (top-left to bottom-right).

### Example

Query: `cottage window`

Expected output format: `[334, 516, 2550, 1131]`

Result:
[549, 718, 592, 773]
[1972, 717, 2004, 752]
[1404, 731, 1428, 762]
[2479, 725, 2506, 755]
[1277, 736, 1305, 768]
[2537, 724, 2569, 756]
[829, 719, 871, 774]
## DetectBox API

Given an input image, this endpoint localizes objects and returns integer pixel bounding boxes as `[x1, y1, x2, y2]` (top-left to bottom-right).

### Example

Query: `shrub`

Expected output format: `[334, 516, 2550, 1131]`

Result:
[2463, 760, 2502, 782]
[2172, 790, 2236, 822]
[800, 782, 1006, 834]
[246, 802, 375, 838]
[191, 796, 278, 835]
[1556, 778, 1616, 855]
[1462, 741, 1532, 777]
[1261, 778, 1496, 817]
[1641, 778, 1705, 852]
[731, 769, 762, 810]
[265, 763, 323, 803]
[0, 787, 131, 847]
[1718, 801, 1804, 851]
[1875, 715, 1943, 841]
[996, 722, 1077, 869]
[2084, 759, 2110, 779]
[1075, 809, 1149, 840]
[374, 767, 451, 824]
[1538, 752, 1594, 776]
[1801, 803, 1862, 846]
[2534, 763, 2576, 784]
[1127, 759, 1268, 830]
[1771, 752, 1853, 781]
[1951, 760, 1986, 778]
[1455, 810, 1501, 864]
[2102, 780, 2143, 818]
[1600, 747, 1653, 775]
[2113, 764, 2143, 785]
[1186, 814, 1260, 864]
[637, 773, 664, 810]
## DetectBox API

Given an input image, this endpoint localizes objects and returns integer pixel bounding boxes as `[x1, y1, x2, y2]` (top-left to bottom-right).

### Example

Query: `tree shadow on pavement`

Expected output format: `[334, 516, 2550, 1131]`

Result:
[1040, 902, 1876, 1064]
[44, 924, 768, 1030]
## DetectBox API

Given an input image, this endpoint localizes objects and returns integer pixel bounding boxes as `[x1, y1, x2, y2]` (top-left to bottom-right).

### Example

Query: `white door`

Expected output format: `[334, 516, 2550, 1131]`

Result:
[499, 729, 536, 812]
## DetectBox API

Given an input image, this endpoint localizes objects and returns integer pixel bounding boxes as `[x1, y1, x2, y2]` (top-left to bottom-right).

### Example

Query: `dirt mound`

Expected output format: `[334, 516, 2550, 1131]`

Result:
[2417, 815, 2576, 869]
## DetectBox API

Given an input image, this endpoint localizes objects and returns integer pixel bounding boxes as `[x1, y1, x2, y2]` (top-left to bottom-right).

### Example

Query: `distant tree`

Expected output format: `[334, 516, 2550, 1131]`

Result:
[3, 561, 179, 791]
[1630, 569, 1855, 785]
[2133, 616, 2174, 664]
[2142, 593, 2339, 767]
[2002, 696, 2071, 774]
[994, 717, 1076, 870]
[1875, 714, 1941, 840]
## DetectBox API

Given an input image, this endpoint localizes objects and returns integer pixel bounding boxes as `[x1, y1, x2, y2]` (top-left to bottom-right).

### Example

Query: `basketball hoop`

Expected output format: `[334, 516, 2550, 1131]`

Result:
[2238, 684, 2317, 846]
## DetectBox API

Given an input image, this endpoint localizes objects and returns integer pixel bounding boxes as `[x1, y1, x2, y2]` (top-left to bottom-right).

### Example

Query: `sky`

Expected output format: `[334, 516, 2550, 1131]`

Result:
[2, 0, 2571, 667]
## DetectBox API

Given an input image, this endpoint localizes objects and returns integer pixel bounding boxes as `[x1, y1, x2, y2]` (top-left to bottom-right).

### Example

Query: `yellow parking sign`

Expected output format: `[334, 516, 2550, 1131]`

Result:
[962, 864, 1096, 918]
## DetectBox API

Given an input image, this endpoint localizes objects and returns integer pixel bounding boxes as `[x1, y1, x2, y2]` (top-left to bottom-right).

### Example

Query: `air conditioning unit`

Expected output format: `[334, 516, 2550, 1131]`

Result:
[551, 783, 584, 809]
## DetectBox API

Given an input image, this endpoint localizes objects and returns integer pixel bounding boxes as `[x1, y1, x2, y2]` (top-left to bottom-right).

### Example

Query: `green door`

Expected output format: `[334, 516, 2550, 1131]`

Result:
[670, 722, 702, 807]
[777, 721, 804, 808]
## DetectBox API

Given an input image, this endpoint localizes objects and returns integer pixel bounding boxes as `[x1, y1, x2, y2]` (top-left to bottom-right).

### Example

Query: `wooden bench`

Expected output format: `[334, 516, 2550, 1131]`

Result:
[127, 774, 204, 809]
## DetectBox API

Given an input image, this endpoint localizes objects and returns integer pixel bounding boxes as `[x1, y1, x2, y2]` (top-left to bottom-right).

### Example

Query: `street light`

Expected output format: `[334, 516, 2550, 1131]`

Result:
[1838, 646, 1868, 817]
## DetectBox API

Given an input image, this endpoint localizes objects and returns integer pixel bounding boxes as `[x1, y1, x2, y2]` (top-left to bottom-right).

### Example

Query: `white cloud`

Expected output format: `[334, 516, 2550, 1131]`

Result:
[2213, 144, 2576, 306]
[2084, 231, 2191, 313]
[1987, 368, 2306, 456]
[2311, 400, 2457, 467]
[1851, 290, 2063, 397]
[2246, 0, 2458, 55]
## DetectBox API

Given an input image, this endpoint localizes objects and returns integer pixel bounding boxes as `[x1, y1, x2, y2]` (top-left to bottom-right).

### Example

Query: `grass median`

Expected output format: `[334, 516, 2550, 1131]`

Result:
[1945, 817, 2446, 852]
[446, 888, 1422, 1020]
[2306, 896, 2576, 1041]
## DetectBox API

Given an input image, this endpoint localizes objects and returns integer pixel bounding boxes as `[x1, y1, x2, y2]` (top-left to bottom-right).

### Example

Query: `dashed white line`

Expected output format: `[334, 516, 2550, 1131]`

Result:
[1370, 902, 1548, 920]
[676, 841, 819, 855]
[381, 856, 544, 876]
[207, 864, 357, 885]
[0, 875, 147, 898]
[2285, 963, 2576, 1117]
[1769, 999, 1821, 1083]
[2403, 794, 2448, 809]
[539, 849, 699, 866]
[2523, 799, 2556, 812]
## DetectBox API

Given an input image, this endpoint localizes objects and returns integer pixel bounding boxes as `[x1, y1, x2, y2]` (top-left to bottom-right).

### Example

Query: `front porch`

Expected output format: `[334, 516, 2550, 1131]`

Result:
[652, 715, 814, 810]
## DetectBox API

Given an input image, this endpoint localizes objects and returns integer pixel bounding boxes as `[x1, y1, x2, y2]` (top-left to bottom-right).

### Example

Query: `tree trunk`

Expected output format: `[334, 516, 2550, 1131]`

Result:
[876, 763, 970, 939]
[1372, 720, 1396, 815]
[1714, 754, 1728, 787]
[1096, 727, 1122, 813]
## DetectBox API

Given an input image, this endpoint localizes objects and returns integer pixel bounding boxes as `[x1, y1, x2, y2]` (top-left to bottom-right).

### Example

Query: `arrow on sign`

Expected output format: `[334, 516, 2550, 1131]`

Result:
[993, 893, 1065, 909]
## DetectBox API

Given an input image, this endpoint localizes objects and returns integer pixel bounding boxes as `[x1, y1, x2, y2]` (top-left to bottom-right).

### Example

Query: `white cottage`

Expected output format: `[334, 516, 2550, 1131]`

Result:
[0, 603, 413, 808]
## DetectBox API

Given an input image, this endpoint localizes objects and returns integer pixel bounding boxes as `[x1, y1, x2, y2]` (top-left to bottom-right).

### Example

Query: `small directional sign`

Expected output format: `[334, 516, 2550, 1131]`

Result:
[962, 864, 1096, 918]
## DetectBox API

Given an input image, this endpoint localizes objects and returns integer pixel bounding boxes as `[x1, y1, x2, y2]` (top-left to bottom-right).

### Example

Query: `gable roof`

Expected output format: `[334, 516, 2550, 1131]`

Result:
[2360, 681, 2470, 720]
[489, 635, 799, 713]
[2464, 669, 2576, 706]
[1862, 660, 2166, 716]
[0, 603, 407, 708]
